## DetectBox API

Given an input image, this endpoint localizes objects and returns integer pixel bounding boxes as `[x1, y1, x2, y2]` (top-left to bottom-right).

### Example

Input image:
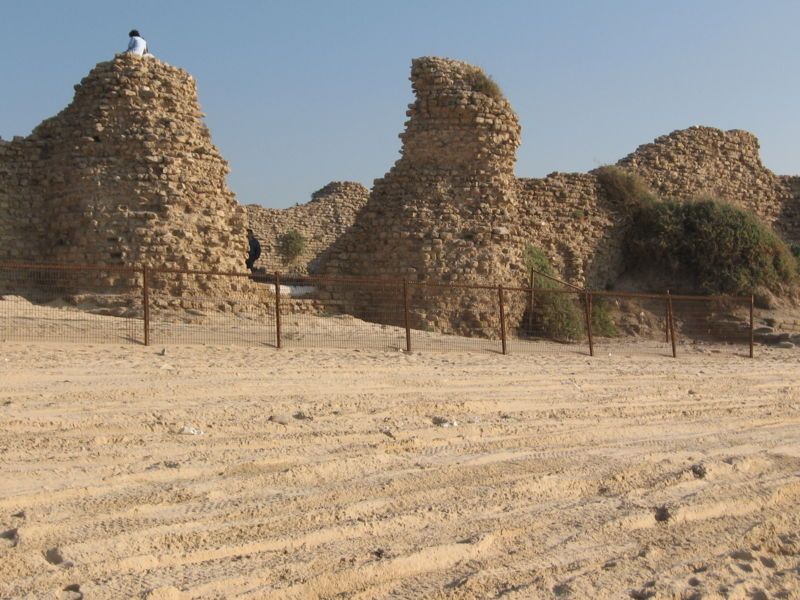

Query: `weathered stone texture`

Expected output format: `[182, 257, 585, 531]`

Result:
[0, 137, 46, 263]
[3, 54, 798, 330]
[0, 53, 250, 300]
[618, 126, 800, 242]
[319, 58, 799, 337]
[515, 174, 628, 289]
[245, 181, 369, 274]
[320, 57, 526, 336]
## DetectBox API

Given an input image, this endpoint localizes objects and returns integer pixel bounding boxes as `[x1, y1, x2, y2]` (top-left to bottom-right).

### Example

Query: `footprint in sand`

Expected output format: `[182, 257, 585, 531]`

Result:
[60, 583, 83, 600]
[44, 547, 72, 567]
[0, 527, 19, 548]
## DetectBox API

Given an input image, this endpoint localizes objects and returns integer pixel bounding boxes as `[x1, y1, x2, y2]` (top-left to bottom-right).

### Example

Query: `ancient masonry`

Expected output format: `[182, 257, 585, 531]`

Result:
[617, 127, 800, 242]
[0, 53, 252, 304]
[318, 57, 529, 336]
[318, 57, 800, 336]
[245, 181, 369, 274]
[1, 54, 798, 334]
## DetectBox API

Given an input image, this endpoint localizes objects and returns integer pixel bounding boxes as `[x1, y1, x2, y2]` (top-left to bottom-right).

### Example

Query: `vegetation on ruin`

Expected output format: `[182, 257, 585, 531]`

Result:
[522, 246, 618, 340]
[589, 298, 619, 338]
[278, 230, 306, 263]
[522, 246, 554, 279]
[626, 196, 797, 295]
[594, 165, 798, 295]
[469, 69, 503, 100]
[594, 165, 657, 207]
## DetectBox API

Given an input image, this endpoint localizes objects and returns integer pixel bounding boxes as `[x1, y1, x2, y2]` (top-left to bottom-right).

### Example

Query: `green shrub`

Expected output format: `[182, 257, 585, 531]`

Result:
[539, 292, 584, 341]
[523, 245, 555, 278]
[626, 196, 797, 295]
[521, 245, 619, 339]
[590, 297, 618, 337]
[522, 245, 583, 341]
[595, 165, 657, 207]
[278, 230, 306, 263]
[469, 70, 503, 100]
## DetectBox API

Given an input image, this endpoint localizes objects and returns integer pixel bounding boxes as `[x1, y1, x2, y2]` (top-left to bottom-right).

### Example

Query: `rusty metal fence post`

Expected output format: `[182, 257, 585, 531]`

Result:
[584, 291, 594, 357]
[403, 279, 411, 352]
[142, 266, 150, 346]
[665, 292, 671, 343]
[667, 291, 677, 358]
[749, 294, 755, 358]
[498, 284, 507, 355]
[274, 271, 282, 349]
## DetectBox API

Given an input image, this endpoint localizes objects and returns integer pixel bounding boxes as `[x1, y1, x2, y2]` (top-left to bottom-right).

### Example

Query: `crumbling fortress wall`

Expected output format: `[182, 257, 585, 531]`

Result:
[319, 57, 799, 336]
[0, 137, 43, 264]
[619, 126, 800, 242]
[2, 53, 798, 331]
[319, 57, 529, 336]
[0, 53, 251, 304]
[245, 181, 369, 274]
[318, 57, 631, 335]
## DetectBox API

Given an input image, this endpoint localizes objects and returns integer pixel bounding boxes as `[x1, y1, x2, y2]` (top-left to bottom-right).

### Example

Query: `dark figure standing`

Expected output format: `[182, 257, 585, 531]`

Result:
[246, 229, 261, 270]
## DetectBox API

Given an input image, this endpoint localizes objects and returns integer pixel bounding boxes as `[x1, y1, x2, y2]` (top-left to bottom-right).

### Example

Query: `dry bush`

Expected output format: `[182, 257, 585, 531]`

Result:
[469, 70, 503, 100]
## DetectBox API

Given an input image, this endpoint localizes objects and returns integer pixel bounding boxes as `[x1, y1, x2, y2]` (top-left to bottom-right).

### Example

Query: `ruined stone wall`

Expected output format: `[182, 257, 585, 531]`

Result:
[319, 58, 799, 337]
[319, 57, 642, 336]
[320, 57, 527, 337]
[3, 53, 799, 328]
[0, 54, 252, 303]
[619, 126, 800, 242]
[515, 174, 628, 289]
[245, 181, 369, 274]
[0, 137, 46, 263]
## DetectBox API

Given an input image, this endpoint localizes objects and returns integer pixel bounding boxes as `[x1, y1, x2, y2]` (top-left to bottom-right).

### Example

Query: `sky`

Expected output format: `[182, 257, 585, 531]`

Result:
[1, 0, 798, 208]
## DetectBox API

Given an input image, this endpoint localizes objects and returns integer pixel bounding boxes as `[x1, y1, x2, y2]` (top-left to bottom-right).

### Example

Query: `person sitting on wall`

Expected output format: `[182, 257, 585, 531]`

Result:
[126, 30, 151, 56]
[246, 229, 262, 271]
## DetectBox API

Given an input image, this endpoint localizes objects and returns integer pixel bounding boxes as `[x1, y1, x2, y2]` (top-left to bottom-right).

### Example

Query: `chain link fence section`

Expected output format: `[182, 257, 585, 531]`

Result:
[587, 292, 673, 357]
[504, 287, 590, 356]
[667, 295, 753, 358]
[752, 304, 800, 350]
[281, 274, 407, 352]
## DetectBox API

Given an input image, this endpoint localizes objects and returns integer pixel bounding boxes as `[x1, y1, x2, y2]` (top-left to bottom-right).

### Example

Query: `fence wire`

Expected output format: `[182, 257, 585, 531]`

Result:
[0, 262, 786, 359]
[282, 274, 406, 351]
[505, 287, 590, 356]
[147, 270, 276, 348]
[0, 263, 142, 344]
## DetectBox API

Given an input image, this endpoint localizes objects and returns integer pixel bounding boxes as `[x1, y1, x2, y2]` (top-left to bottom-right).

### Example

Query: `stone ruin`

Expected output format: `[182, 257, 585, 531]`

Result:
[617, 127, 800, 242]
[1, 54, 798, 336]
[318, 57, 800, 337]
[246, 181, 369, 274]
[0, 53, 252, 307]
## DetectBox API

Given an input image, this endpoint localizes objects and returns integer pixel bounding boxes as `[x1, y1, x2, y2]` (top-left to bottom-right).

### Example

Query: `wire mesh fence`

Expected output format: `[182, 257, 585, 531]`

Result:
[668, 294, 753, 357]
[504, 287, 590, 356]
[282, 273, 407, 351]
[0, 261, 786, 359]
[0, 263, 142, 344]
[146, 269, 277, 348]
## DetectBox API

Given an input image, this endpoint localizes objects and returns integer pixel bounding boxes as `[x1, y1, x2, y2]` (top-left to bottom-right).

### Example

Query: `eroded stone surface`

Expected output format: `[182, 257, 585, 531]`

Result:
[246, 182, 369, 274]
[0, 53, 249, 302]
[1, 54, 798, 330]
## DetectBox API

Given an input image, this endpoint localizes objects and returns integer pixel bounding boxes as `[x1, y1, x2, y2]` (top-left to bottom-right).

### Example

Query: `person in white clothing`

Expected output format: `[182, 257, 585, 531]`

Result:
[126, 30, 149, 56]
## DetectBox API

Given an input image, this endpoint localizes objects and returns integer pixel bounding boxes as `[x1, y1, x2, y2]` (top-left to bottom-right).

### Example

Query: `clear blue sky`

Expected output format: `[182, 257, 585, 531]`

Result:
[2, 1, 798, 208]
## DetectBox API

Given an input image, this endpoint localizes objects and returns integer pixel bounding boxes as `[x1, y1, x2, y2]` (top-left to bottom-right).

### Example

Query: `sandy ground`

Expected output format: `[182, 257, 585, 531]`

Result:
[1, 342, 799, 600]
